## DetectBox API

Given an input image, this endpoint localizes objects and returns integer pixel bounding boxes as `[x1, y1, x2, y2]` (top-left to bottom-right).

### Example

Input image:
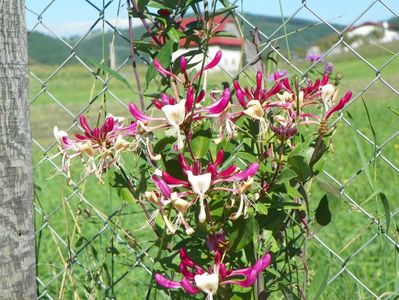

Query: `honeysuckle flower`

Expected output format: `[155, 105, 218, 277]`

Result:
[129, 88, 231, 149]
[157, 150, 258, 224]
[233, 71, 282, 110]
[279, 73, 331, 107]
[323, 91, 352, 121]
[289, 91, 352, 132]
[153, 50, 222, 86]
[155, 248, 272, 299]
[53, 114, 138, 182]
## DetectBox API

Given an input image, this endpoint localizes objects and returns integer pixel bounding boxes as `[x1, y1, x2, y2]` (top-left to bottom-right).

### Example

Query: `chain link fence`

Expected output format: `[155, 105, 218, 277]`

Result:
[27, 0, 399, 298]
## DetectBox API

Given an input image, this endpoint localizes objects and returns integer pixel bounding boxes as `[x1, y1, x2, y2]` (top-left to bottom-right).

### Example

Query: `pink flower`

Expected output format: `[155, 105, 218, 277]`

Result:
[323, 91, 352, 120]
[153, 50, 222, 85]
[128, 88, 230, 149]
[155, 248, 272, 299]
[54, 114, 137, 182]
[233, 71, 282, 109]
[154, 150, 258, 224]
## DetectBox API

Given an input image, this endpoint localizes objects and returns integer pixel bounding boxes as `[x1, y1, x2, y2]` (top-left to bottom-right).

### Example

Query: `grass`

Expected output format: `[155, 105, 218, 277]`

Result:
[30, 47, 399, 299]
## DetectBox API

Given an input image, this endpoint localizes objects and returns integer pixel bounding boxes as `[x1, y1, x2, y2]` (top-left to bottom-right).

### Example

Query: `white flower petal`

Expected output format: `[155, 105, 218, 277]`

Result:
[186, 171, 212, 195]
[194, 273, 219, 295]
[161, 99, 186, 127]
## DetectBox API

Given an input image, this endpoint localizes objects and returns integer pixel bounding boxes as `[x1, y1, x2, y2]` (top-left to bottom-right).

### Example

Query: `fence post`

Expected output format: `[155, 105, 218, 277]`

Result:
[0, 0, 37, 298]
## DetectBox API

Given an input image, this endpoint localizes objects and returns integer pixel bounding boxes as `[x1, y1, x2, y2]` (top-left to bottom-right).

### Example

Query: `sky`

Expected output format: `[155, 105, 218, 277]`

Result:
[25, 0, 399, 37]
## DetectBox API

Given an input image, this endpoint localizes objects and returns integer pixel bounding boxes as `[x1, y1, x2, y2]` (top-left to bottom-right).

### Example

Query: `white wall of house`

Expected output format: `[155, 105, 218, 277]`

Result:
[172, 45, 242, 74]
[347, 25, 378, 38]
[347, 23, 399, 43]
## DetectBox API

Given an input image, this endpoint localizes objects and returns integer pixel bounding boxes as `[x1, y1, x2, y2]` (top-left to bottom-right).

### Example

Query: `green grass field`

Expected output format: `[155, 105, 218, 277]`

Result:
[31, 46, 399, 299]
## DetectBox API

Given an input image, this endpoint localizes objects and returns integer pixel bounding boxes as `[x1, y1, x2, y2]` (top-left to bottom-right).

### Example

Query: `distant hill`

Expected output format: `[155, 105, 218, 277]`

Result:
[28, 13, 345, 65]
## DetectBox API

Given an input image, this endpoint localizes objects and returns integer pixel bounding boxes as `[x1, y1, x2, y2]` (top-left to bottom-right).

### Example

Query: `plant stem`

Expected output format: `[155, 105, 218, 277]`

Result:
[127, 1, 144, 110]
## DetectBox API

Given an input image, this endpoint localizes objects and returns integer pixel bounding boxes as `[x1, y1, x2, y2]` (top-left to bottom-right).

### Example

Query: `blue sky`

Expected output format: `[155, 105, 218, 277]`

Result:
[25, 0, 399, 37]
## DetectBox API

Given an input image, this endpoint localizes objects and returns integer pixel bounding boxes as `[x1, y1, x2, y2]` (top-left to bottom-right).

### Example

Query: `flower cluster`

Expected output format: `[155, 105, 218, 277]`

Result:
[147, 150, 258, 235]
[54, 49, 352, 298]
[155, 247, 271, 299]
[54, 114, 137, 183]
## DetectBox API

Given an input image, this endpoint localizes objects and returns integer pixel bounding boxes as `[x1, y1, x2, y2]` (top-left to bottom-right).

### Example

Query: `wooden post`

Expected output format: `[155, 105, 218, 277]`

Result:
[0, 0, 37, 298]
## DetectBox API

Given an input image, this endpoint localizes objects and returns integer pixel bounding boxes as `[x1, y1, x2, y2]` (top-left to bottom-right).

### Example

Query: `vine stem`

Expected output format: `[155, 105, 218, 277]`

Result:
[127, 0, 144, 110]
[129, 0, 162, 46]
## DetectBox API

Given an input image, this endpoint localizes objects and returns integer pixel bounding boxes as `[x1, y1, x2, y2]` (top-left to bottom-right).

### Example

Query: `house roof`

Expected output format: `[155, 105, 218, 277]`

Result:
[348, 21, 384, 32]
[177, 16, 243, 47]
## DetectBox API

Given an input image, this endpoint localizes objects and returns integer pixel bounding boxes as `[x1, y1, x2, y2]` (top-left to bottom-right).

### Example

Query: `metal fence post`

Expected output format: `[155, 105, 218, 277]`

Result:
[0, 0, 37, 298]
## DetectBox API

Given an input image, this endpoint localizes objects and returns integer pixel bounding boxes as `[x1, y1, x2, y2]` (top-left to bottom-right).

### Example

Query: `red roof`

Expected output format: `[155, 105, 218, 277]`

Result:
[177, 16, 242, 47]
[348, 21, 384, 32]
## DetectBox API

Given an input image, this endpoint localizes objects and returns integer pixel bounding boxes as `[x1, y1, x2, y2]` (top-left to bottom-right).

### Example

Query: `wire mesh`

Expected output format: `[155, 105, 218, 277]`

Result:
[26, 0, 399, 298]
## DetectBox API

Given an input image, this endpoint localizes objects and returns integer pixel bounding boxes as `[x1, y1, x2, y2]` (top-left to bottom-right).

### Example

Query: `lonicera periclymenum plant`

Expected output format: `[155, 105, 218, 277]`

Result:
[53, 1, 352, 299]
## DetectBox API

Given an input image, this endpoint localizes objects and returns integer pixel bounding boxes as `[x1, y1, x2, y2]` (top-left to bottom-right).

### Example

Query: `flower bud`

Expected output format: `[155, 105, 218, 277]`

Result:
[180, 56, 187, 73]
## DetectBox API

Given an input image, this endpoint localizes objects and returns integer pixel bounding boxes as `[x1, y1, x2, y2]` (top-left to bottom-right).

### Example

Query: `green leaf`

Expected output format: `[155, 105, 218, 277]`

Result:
[255, 202, 269, 215]
[315, 176, 341, 200]
[229, 214, 257, 251]
[213, 30, 237, 38]
[277, 168, 297, 184]
[261, 230, 278, 252]
[236, 152, 258, 164]
[153, 136, 176, 154]
[167, 26, 183, 43]
[146, 40, 174, 85]
[347, 111, 374, 191]
[191, 126, 212, 160]
[315, 195, 332, 226]
[288, 155, 312, 182]
[212, 5, 237, 16]
[379, 192, 391, 232]
[308, 261, 330, 300]
[75, 236, 84, 248]
[90, 60, 134, 92]
[163, 158, 186, 179]
[389, 106, 399, 117]
[286, 185, 303, 198]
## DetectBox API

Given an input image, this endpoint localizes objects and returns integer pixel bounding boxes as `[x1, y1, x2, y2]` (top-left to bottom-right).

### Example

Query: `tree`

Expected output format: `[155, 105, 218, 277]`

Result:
[0, 0, 37, 298]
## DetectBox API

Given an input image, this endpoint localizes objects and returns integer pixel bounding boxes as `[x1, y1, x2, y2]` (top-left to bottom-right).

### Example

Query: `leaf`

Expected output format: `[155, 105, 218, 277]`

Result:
[261, 230, 278, 252]
[389, 106, 399, 117]
[346, 111, 374, 191]
[191, 126, 212, 159]
[146, 40, 174, 85]
[379, 192, 391, 232]
[255, 203, 269, 215]
[213, 30, 237, 38]
[212, 5, 237, 16]
[315, 195, 332, 226]
[153, 136, 176, 154]
[75, 236, 84, 248]
[91, 245, 98, 261]
[163, 158, 186, 179]
[314, 176, 341, 200]
[288, 155, 312, 182]
[90, 60, 134, 92]
[308, 261, 330, 300]
[229, 214, 257, 251]
[166, 26, 183, 43]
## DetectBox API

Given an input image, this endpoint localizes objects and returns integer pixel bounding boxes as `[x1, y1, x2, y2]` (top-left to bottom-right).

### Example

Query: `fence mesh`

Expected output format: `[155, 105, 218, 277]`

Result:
[26, 0, 399, 299]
